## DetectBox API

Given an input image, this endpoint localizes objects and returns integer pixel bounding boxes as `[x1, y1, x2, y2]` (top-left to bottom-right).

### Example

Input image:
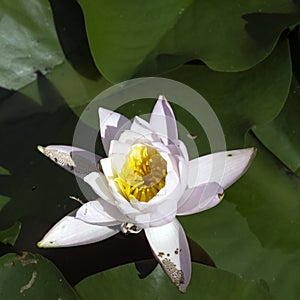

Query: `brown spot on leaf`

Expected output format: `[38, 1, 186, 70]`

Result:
[4, 262, 14, 268]
[18, 252, 38, 266]
[20, 271, 37, 294]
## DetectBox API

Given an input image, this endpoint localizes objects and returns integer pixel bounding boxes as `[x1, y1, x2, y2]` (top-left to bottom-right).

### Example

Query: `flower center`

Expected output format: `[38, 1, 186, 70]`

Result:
[114, 144, 167, 202]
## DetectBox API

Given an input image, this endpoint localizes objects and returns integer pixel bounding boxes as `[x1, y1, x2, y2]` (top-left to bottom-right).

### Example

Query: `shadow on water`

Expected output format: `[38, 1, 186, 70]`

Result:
[49, 0, 100, 80]
[0, 72, 81, 229]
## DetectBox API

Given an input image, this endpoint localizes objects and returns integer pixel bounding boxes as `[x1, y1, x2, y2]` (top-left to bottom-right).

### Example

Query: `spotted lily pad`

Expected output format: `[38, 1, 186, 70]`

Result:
[0, 252, 78, 299]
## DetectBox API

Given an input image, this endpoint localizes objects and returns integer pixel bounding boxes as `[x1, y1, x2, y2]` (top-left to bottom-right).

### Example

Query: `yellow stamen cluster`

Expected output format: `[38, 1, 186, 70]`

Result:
[115, 144, 167, 202]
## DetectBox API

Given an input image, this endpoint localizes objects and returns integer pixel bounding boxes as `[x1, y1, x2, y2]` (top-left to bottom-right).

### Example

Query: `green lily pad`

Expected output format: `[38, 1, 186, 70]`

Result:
[78, 0, 299, 82]
[164, 37, 291, 151]
[0, 0, 64, 90]
[0, 222, 21, 246]
[0, 3, 297, 298]
[180, 133, 300, 300]
[0, 6, 110, 228]
[0, 252, 78, 299]
[0, 195, 20, 246]
[254, 77, 300, 172]
[75, 262, 272, 300]
[0, 64, 108, 228]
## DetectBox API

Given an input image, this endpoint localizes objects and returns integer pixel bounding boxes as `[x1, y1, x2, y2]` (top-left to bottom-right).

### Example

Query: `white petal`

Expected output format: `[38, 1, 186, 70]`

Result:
[103, 177, 141, 215]
[110, 153, 126, 175]
[173, 139, 189, 161]
[128, 155, 185, 227]
[178, 154, 189, 189]
[130, 167, 179, 210]
[37, 145, 101, 178]
[118, 129, 151, 146]
[83, 172, 115, 203]
[99, 107, 131, 155]
[177, 183, 224, 215]
[101, 159, 133, 204]
[151, 141, 171, 154]
[135, 203, 176, 228]
[76, 200, 124, 225]
[125, 212, 151, 227]
[102, 149, 185, 228]
[149, 95, 178, 143]
[130, 194, 177, 228]
[101, 157, 116, 179]
[115, 196, 141, 214]
[130, 116, 156, 140]
[108, 140, 131, 157]
[188, 148, 257, 189]
[100, 157, 128, 197]
[144, 219, 191, 292]
[37, 214, 119, 248]
[109, 140, 138, 175]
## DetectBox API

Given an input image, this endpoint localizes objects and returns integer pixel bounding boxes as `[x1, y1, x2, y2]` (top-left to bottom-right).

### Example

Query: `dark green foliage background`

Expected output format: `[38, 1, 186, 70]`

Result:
[1, 0, 300, 299]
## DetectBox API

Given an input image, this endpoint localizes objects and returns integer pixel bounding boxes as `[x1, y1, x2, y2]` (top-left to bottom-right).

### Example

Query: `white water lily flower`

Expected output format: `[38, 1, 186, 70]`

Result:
[37, 95, 256, 292]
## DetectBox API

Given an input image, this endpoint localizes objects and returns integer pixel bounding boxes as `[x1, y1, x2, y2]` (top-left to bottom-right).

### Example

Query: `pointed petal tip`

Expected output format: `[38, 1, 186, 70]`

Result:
[98, 106, 107, 115]
[158, 95, 167, 102]
[246, 146, 257, 153]
[179, 284, 187, 293]
[251, 147, 258, 156]
[37, 239, 56, 248]
[98, 107, 113, 125]
[233, 146, 257, 164]
[244, 146, 257, 164]
[145, 220, 191, 292]
[37, 145, 45, 154]
[150, 95, 178, 142]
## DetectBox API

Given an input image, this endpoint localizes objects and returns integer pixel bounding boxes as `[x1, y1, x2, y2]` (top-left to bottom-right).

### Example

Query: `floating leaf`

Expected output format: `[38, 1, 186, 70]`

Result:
[0, 0, 64, 90]
[0, 222, 21, 246]
[163, 37, 291, 151]
[180, 133, 300, 300]
[76, 262, 272, 300]
[254, 77, 300, 172]
[78, 0, 299, 82]
[0, 252, 78, 299]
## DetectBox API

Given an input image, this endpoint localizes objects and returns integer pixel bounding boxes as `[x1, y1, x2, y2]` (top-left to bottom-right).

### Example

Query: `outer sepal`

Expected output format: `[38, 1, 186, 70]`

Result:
[144, 218, 191, 292]
[37, 145, 101, 179]
[37, 212, 119, 248]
